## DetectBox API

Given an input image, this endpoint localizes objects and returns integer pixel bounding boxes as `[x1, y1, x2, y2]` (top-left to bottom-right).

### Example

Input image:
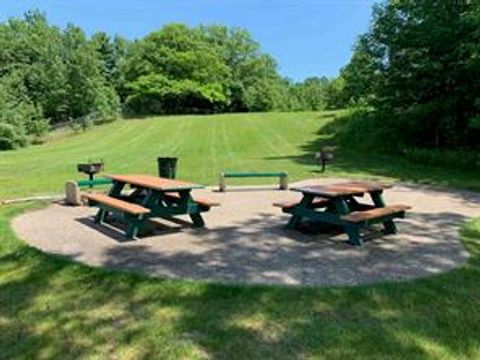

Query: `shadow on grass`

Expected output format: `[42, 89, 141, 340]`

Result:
[2, 205, 480, 359]
[265, 113, 480, 192]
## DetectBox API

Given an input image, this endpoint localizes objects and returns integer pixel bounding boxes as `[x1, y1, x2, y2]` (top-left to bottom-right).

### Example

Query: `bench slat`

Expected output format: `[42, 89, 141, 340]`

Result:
[223, 172, 287, 178]
[164, 193, 220, 207]
[341, 205, 411, 223]
[77, 177, 112, 188]
[82, 193, 150, 215]
[273, 198, 330, 209]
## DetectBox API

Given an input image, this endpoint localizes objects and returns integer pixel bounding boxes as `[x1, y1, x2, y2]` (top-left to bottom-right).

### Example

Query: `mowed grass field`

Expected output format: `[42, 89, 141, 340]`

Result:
[1, 110, 479, 200]
[1, 111, 480, 358]
[0, 112, 331, 199]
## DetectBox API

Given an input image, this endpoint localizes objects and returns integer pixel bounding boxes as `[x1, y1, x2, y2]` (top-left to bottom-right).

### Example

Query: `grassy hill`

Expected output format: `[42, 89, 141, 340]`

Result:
[0, 110, 479, 200]
[0, 112, 331, 199]
[1, 111, 480, 358]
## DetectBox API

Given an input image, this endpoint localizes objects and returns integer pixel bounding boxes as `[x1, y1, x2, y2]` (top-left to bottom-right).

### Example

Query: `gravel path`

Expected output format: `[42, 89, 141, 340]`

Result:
[11, 179, 480, 287]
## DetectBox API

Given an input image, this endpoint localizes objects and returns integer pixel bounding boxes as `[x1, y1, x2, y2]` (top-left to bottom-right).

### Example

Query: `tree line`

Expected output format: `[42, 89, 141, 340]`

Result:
[0, 11, 343, 150]
[337, 0, 480, 150]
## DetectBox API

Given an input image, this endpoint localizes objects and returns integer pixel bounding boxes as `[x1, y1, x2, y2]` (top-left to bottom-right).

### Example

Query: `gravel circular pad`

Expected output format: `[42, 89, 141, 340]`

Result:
[12, 179, 480, 287]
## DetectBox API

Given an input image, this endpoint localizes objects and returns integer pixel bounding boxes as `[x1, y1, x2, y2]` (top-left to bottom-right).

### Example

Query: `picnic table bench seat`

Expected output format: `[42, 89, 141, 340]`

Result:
[164, 192, 220, 208]
[341, 204, 411, 224]
[273, 198, 330, 210]
[82, 193, 150, 215]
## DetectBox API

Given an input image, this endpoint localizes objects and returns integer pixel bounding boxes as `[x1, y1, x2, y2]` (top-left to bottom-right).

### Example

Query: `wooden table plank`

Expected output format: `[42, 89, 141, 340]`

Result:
[105, 174, 203, 191]
[290, 181, 392, 198]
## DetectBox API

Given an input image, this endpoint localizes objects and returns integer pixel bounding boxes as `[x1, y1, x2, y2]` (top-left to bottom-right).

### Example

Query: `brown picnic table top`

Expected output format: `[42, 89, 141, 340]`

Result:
[290, 181, 392, 198]
[105, 174, 204, 192]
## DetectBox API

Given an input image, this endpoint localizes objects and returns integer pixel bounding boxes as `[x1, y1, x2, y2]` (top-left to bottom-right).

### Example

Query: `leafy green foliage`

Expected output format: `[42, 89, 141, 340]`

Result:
[0, 10, 361, 149]
[121, 24, 231, 114]
[0, 74, 44, 149]
[340, 0, 480, 149]
[121, 23, 345, 115]
[0, 11, 119, 149]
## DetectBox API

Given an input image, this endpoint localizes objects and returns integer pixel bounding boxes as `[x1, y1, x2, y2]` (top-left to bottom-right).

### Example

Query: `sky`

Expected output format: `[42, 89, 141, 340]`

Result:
[0, 0, 377, 81]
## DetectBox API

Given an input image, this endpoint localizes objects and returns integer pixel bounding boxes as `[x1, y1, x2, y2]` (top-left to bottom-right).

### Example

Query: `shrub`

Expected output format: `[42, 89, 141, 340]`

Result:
[0, 123, 28, 150]
[402, 148, 480, 171]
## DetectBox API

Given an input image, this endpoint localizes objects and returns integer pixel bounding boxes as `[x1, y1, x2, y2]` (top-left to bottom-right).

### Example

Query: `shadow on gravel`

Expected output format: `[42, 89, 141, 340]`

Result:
[81, 210, 471, 288]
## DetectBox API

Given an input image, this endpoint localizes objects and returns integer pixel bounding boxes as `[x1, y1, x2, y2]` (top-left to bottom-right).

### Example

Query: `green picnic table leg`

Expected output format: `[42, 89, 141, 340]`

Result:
[287, 193, 314, 229]
[190, 213, 205, 227]
[94, 209, 107, 224]
[370, 190, 397, 235]
[94, 181, 126, 224]
[333, 197, 362, 246]
[125, 214, 147, 239]
[180, 191, 206, 227]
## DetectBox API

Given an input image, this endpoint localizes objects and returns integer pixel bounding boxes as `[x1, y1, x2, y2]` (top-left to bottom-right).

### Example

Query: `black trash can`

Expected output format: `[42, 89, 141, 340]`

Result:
[157, 157, 178, 179]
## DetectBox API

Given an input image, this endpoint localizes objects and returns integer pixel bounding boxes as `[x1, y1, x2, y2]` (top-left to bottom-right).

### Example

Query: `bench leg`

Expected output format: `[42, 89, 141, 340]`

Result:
[370, 191, 398, 235]
[383, 220, 397, 235]
[287, 214, 302, 229]
[286, 194, 314, 230]
[94, 209, 107, 224]
[125, 224, 139, 239]
[219, 174, 226, 192]
[190, 213, 205, 227]
[279, 175, 288, 190]
[124, 214, 147, 239]
[346, 226, 362, 246]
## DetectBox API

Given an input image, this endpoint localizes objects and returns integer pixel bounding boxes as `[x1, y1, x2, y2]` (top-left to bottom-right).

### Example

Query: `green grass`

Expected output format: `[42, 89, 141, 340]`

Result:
[1, 110, 479, 200]
[1, 111, 480, 358]
[1, 204, 480, 359]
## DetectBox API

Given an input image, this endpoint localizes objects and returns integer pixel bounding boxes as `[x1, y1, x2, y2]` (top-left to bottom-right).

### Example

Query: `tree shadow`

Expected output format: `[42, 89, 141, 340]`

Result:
[3, 204, 480, 359]
[265, 113, 480, 192]
[70, 210, 470, 288]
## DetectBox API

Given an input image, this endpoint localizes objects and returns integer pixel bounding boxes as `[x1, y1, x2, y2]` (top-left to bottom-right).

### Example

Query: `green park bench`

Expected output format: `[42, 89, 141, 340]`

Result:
[219, 171, 288, 192]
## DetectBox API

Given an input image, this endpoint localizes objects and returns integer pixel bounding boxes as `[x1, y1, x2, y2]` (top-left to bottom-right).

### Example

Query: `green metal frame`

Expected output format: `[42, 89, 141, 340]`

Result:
[284, 191, 406, 246]
[223, 171, 288, 178]
[89, 180, 210, 239]
[77, 177, 113, 188]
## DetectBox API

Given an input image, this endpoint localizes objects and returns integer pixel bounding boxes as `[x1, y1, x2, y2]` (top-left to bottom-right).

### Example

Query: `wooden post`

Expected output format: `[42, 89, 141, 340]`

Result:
[219, 172, 226, 192]
[279, 174, 288, 190]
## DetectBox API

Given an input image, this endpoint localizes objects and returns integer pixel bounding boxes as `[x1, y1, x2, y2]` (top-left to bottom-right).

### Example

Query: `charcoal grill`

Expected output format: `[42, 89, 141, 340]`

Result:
[77, 162, 104, 186]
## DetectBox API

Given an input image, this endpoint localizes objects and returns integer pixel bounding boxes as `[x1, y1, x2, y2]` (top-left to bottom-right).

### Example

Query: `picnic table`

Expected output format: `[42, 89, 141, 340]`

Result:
[275, 181, 410, 245]
[83, 174, 218, 239]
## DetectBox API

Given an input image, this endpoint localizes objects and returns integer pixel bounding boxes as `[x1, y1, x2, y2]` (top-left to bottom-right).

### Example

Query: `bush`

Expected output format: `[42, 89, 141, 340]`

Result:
[402, 148, 480, 171]
[0, 123, 28, 150]
[336, 109, 402, 151]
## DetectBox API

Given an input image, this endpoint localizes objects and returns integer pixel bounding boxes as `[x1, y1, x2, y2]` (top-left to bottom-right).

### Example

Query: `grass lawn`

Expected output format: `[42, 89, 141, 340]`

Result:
[1, 204, 480, 359]
[1, 111, 479, 200]
[1, 111, 480, 358]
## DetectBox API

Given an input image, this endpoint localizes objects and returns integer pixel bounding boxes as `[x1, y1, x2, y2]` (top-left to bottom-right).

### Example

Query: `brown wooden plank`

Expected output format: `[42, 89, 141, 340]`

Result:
[82, 193, 150, 215]
[273, 197, 330, 209]
[105, 174, 202, 191]
[291, 185, 364, 197]
[164, 193, 220, 207]
[339, 181, 393, 192]
[291, 181, 393, 198]
[341, 204, 411, 223]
